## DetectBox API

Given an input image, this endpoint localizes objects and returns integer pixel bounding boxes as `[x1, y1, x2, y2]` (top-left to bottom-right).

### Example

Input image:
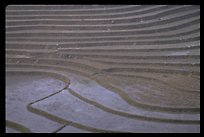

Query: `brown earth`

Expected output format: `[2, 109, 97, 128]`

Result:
[6, 5, 200, 133]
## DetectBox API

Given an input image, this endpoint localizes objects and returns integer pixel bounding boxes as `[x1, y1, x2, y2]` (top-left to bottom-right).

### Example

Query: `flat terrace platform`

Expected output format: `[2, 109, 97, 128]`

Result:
[6, 5, 200, 133]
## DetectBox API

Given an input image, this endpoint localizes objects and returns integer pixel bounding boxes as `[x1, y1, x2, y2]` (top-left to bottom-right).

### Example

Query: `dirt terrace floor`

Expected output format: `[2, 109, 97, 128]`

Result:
[5, 5, 200, 133]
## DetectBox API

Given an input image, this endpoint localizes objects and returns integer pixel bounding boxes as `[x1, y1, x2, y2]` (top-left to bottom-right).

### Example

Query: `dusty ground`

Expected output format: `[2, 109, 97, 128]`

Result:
[6, 5, 200, 133]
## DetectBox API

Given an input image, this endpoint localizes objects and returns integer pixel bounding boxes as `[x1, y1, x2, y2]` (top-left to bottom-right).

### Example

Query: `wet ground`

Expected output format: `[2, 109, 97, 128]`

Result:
[6, 5, 200, 133]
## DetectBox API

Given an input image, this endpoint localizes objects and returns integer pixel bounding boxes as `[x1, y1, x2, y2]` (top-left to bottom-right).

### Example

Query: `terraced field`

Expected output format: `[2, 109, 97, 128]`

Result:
[5, 5, 200, 133]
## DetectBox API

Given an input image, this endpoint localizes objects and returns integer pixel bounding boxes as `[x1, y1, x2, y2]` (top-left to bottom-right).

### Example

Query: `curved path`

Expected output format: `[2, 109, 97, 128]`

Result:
[6, 5, 200, 133]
